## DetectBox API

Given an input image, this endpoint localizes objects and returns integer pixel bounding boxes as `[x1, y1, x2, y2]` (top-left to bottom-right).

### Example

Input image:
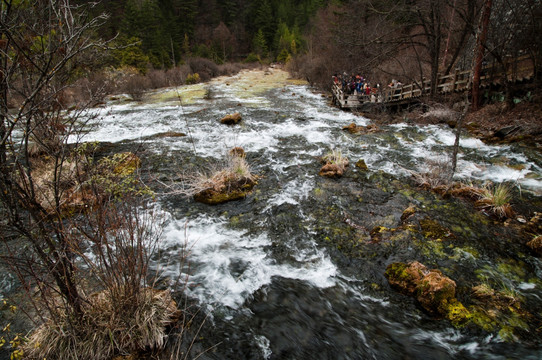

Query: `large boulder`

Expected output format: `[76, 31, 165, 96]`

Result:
[220, 112, 242, 125]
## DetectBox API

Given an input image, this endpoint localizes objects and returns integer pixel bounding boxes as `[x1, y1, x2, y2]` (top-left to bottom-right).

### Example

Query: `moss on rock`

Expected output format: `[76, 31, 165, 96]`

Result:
[419, 218, 454, 240]
[194, 178, 256, 205]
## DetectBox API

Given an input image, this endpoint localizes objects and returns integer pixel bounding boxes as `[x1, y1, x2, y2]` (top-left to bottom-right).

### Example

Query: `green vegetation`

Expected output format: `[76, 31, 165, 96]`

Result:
[87, 0, 327, 67]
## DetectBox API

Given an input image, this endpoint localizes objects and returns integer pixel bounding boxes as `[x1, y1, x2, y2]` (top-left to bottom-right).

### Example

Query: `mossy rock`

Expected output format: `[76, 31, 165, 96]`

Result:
[415, 270, 457, 315]
[419, 218, 454, 240]
[148, 131, 187, 139]
[319, 163, 345, 178]
[385, 261, 427, 296]
[342, 123, 379, 134]
[445, 299, 472, 327]
[400, 205, 417, 222]
[526, 235, 542, 256]
[386, 261, 458, 316]
[194, 178, 256, 205]
[355, 159, 368, 171]
[343, 122, 363, 134]
[229, 147, 246, 158]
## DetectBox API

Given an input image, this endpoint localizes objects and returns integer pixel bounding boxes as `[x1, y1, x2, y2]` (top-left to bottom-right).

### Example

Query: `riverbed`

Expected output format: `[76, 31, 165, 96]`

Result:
[59, 68, 542, 358]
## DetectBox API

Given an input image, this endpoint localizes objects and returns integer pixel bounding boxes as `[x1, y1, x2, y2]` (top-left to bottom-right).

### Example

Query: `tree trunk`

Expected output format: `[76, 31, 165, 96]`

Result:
[472, 0, 493, 110]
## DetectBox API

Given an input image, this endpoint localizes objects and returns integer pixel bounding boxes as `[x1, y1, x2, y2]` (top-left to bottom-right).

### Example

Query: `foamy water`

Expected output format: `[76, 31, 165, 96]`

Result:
[74, 72, 541, 193]
[162, 215, 337, 309]
[63, 69, 542, 358]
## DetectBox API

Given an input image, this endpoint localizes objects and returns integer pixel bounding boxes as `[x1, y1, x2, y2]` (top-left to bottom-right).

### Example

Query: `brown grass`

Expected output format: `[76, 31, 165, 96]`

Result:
[411, 157, 453, 189]
[179, 151, 257, 198]
[23, 288, 179, 360]
[474, 182, 515, 218]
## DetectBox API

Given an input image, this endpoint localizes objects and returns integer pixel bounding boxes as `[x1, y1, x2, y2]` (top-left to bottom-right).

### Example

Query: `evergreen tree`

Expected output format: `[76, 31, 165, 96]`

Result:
[253, 28, 268, 57]
[252, 0, 275, 51]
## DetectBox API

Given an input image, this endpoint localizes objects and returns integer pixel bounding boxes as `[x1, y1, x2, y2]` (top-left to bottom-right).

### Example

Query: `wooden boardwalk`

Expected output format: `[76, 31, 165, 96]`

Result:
[332, 55, 535, 110]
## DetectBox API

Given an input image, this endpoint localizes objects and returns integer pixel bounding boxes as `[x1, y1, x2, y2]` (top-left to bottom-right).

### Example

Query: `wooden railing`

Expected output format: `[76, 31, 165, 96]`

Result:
[332, 55, 535, 109]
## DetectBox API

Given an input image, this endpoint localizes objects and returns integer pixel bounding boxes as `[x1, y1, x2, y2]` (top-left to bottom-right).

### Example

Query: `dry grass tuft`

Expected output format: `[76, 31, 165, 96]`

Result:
[321, 148, 349, 169]
[411, 157, 453, 189]
[24, 288, 179, 360]
[179, 151, 257, 198]
[474, 182, 515, 218]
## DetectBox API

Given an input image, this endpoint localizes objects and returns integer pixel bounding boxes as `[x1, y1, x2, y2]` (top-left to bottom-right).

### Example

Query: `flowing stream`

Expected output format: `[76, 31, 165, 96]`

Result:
[72, 68, 542, 359]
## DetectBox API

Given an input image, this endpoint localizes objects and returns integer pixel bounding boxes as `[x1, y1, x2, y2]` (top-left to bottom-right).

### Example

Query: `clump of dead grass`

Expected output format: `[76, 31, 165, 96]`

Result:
[321, 148, 349, 168]
[319, 148, 349, 178]
[23, 287, 179, 360]
[474, 182, 515, 219]
[411, 157, 454, 191]
[179, 150, 257, 199]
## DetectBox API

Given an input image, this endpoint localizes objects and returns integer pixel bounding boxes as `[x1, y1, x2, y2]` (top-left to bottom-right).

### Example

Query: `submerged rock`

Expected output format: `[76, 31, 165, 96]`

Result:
[220, 112, 242, 125]
[355, 159, 368, 171]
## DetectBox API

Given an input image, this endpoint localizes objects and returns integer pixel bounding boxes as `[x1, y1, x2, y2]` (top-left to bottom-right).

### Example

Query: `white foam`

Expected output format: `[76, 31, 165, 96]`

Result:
[162, 216, 337, 308]
[518, 282, 536, 290]
[265, 178, 314, 209]
[254, 335, 272, 359]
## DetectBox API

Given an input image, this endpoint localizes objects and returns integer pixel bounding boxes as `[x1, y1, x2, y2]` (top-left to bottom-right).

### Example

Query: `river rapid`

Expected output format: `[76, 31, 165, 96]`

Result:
[77, 68, 541, 359]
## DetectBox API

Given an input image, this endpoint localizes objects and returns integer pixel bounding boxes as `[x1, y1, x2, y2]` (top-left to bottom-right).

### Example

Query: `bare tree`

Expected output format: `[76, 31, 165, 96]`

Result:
[212, 21, 235, 62]
[0, 0, 110, 318]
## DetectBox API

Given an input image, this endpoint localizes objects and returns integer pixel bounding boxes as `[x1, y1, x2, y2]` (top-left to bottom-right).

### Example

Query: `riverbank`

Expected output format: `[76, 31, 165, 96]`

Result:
[357, 93, 542, 148]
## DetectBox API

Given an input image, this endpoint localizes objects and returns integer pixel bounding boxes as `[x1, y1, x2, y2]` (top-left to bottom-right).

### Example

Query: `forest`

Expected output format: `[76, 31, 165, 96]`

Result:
[81, 0, 541, 96]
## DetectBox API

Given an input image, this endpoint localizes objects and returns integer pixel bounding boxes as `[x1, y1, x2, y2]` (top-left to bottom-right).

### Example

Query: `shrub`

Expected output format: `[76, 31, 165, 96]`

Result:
[124, 74, 151, 101]
[166, 65, 190, 86]
[244, 53, 260, 63]
[185, 73, 200, 85]
[147, 69, 169, 89]
[218, 62, 242, 76]
[188, 57, 219, 82]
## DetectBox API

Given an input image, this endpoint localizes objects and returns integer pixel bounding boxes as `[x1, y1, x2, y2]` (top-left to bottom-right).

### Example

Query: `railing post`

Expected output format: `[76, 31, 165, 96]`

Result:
[452, 68, 459, 91]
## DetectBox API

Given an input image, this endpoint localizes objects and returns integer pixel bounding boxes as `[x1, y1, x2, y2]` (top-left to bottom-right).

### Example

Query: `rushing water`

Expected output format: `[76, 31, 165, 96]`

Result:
[75, 68, 541, 359]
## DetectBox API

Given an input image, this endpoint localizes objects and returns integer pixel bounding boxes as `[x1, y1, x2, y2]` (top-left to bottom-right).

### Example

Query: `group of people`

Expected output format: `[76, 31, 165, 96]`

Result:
[332, 73, 379, 97]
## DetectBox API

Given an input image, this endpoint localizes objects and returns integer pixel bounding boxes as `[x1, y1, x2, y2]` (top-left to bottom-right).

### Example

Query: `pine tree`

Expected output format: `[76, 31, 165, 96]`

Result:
[253, 28, 268, 57]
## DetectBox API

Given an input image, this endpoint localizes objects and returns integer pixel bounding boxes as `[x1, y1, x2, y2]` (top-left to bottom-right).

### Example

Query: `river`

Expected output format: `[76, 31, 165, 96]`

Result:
[75, 67, 541, 359]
